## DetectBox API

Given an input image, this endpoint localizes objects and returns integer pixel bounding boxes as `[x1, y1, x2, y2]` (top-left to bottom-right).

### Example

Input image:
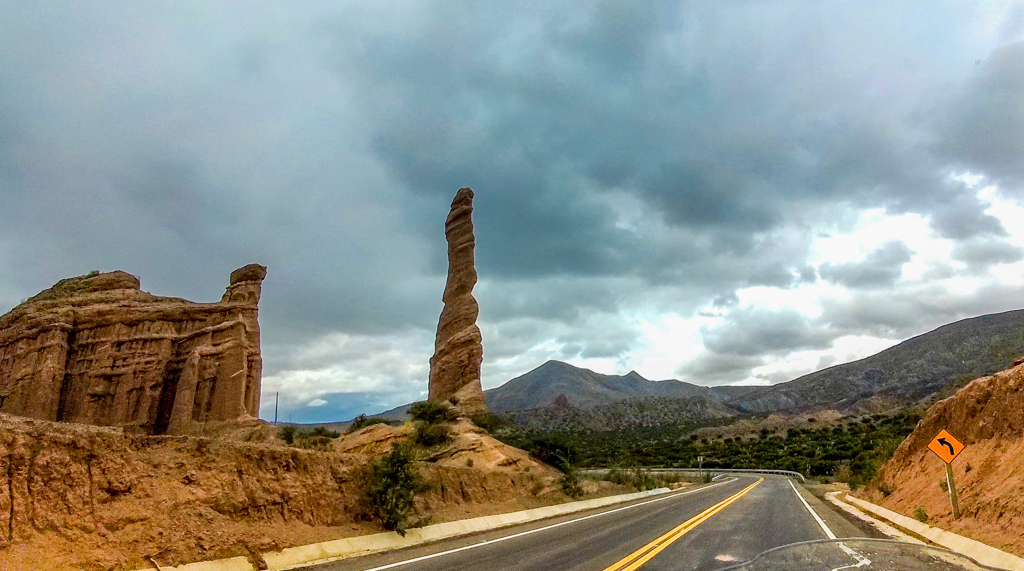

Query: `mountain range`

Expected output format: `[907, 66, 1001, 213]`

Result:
[376, 309, 1024, 428]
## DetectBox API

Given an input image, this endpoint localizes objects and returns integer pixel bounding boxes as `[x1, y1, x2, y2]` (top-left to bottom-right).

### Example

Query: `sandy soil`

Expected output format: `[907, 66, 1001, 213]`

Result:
[0, 415, 627, 571]
[855, 363, 1024, 557]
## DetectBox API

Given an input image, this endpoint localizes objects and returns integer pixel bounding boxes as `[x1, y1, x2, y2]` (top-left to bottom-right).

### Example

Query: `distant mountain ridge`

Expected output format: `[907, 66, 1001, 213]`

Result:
[374, 308, 1024, 427]
[727, 309, 1024, 414]
[484, 309, 1024, 419]
[484, 360, 755, 412]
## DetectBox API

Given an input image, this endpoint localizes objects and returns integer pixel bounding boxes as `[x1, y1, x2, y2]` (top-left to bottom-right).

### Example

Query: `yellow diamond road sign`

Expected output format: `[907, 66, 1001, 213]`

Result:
[928, 429, 965, 464]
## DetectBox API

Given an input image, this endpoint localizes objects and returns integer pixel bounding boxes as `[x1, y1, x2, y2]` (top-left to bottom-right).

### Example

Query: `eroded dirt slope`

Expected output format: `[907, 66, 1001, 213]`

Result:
[0, 414, 582, 570]
[860, 361, 1024, 556]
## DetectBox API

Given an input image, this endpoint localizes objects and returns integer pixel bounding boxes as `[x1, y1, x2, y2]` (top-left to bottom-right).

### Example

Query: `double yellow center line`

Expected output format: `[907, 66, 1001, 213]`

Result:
[602, 478, 764, 571]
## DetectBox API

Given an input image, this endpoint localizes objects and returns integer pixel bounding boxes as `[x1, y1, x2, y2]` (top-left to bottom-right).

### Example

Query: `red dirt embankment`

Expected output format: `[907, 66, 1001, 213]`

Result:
[860, 362, 1024, 556]
[0, 415, 579, 570]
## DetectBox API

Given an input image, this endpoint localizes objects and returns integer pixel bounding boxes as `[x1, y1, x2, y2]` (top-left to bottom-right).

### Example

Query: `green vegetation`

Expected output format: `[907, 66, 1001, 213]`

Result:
[277, 425, 298, 444]
[276, 425, 341, 450]
[409, 401, 457, 424]
[469, 410, 506, 432]
[413, 422, 452, 446]
[559, 468, 584, 498]
[361, 444, 425, 534]
[409, 400, 456, 447]
[493, 411, 919, 489]
[596, 467, 689, 491]
[914, 507, 929, 523]
[347, 414, 395, 434]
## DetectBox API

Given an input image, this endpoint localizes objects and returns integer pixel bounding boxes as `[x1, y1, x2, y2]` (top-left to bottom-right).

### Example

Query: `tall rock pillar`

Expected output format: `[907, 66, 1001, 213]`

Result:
[429, 188, 487, 414]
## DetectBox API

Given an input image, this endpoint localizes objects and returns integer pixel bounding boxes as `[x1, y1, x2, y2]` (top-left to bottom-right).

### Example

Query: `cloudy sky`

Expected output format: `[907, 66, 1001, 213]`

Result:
[2, 2, 1024, 423]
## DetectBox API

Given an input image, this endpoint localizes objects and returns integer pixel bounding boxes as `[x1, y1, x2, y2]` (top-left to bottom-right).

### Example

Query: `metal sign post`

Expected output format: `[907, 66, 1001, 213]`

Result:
[928, 429, 965, 519]
[945, 463, 961, 519]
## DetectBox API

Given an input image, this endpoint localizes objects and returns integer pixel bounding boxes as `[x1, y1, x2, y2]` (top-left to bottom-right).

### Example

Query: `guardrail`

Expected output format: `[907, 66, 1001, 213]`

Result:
[579, 467, 806, 483]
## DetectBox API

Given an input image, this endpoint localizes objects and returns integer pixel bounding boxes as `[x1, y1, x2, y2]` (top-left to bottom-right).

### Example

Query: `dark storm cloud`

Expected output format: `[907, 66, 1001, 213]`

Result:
[819, 282, 1024, 341]
[324, 0, 1011, 293]
[677, 353, 764, 384]
[932, 41, 1024, 188]
[0, 2, 1022, 418]
[952, 238, 1024, 271]
[701, 307, 834, 358]
[819, 241, 913, 289]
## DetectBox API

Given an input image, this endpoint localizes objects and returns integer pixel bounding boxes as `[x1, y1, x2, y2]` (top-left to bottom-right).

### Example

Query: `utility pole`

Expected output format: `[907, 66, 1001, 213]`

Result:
[274, 391, 279, 425]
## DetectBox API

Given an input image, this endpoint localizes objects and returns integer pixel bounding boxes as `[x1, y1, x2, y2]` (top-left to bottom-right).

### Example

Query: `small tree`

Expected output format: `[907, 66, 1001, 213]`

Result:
[347, 414, 393, 434]
[559, 468, 584, 498]
[277, 425, 297, 445]
[362, 444, 423, 535]
[409, 401, 457, 424]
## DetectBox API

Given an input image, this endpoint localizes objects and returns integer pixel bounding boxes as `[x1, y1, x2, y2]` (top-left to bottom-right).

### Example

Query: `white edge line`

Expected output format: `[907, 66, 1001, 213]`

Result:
[353, 477, 740, 571]
[788, 478, 836, 540]
[787, 480, 870, 570]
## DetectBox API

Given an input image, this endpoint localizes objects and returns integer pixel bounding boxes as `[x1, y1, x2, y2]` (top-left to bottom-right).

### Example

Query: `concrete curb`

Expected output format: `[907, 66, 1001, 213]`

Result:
[263, 486, 673, 570]
[836, 493, 1024, 571]
[824, 492, 924, 545]
[133, 487, 676, 571]
[133, 556, 255, 571]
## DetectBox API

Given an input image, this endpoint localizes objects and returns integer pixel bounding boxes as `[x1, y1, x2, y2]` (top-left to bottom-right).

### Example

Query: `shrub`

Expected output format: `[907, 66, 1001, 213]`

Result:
[525, 436, 576, 471]
[277, 425, 297, 445]
[939, 478, 948, 492]
[630, 468, 660, 491]
[469, 411, 505, 432]
[559, 468, 584, 498]
[914, 507, 929, 523]
[603, 468, 627, 485]
[244, 425, 269, 442]
[409, 401, 457, 425]
[879, 482, 896, 497]
[529, 478, 545, 496]
[413, 422, 452, 447]
[362, 444, 423, 534]
[296, 435, 333, 451]
[832, 463, 853, 485]
[308, 426, 341, 438]
[347, 414, 394, 434]
[278, 425, 340, 449]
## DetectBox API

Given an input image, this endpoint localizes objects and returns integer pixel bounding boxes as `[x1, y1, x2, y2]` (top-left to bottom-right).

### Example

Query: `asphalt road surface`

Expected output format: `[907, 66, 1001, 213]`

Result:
[315, 475, 868, 571]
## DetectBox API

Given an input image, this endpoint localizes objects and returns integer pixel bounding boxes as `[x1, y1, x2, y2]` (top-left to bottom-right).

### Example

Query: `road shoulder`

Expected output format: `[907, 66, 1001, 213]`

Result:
[795, 482, 884, 539]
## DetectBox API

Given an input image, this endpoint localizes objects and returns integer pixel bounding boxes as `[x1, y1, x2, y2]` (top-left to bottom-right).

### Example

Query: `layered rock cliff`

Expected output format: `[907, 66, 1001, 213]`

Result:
[0, 265, 266, 434]
[429, 188, 487, 414]
[0, 413, 565, 570]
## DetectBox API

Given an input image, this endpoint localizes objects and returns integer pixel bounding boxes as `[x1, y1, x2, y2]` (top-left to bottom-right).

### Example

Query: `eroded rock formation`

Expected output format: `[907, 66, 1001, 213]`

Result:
[429, 188, 487, 414]
[0, 264, 266, 434]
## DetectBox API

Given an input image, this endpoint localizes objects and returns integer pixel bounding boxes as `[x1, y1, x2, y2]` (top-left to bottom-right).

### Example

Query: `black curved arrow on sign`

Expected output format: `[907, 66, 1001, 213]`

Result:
[937, 438, 955, 455]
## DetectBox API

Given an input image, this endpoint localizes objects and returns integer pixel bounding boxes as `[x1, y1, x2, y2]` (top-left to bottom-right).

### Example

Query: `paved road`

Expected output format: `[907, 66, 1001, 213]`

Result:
[315, 476, 868, 571]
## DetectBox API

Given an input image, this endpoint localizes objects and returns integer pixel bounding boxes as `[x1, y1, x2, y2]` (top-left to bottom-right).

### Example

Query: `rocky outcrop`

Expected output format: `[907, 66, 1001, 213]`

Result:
[429, 188, 487, 414]
[0, 412, 562, 570]
[0, 264, 266, 434]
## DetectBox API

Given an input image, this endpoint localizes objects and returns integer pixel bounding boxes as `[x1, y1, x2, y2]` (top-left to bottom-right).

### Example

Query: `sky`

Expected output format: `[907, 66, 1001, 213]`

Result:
[2, 2, 1024, 423]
